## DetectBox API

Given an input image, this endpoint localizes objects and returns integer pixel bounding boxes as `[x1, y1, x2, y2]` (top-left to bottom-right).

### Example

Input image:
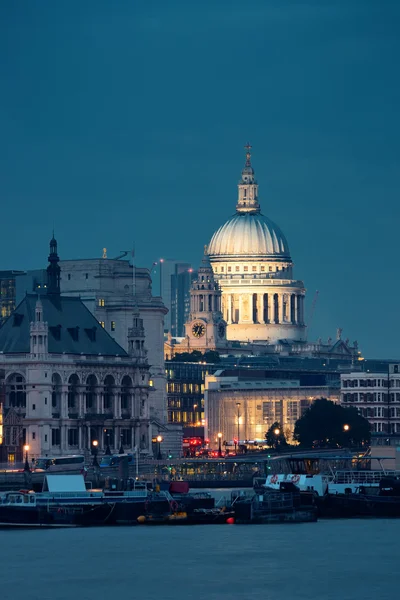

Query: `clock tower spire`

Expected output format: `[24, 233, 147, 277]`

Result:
[184, 250, 227, 350]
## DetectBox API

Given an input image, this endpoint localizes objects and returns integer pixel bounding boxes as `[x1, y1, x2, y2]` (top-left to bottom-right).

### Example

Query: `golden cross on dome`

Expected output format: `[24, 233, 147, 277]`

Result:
[244, 142, 252, 165]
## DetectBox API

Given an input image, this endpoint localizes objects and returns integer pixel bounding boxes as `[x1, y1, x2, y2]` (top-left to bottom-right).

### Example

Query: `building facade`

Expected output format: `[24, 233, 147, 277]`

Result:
[0, 270, 25, 325]
[207, 145, 306, 343]
[170, 267, 197, 337]
[205, 372, 340, 445]
[341, 364, 400, 434]
[0, 239, 153, 460]
[58, 256, 168, 423]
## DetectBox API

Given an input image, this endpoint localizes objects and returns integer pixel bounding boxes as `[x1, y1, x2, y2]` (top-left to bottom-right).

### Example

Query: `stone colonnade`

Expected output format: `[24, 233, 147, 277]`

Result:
[223, 292, 305, 325]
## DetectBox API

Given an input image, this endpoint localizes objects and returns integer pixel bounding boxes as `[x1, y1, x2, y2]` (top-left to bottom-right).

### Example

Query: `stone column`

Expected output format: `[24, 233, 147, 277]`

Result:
[296, 295, 301, 324]
[78, 426, 82, 452]
[60, 389, 68, 419]
[268, 296, 273, 323]
[257, 294, 264, 324]
[96, 387, 101, 414]
[87, 425, 91, 450]
[279, 294, 284, 324]
[227, 294, 232, 324]
[78, 388, 84, 418]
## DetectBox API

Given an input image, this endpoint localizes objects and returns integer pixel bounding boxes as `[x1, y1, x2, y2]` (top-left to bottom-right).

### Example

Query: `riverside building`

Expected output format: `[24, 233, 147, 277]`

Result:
[0, 238, 154, 461]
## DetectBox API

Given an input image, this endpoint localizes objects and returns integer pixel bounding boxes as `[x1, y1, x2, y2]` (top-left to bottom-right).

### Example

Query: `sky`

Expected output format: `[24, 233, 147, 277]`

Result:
[1, 1, 399, 358]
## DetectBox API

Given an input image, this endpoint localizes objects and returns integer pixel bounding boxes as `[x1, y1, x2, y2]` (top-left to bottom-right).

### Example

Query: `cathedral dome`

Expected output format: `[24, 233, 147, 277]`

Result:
[207, 144, 291, 261]
[207, 212, 290, 260]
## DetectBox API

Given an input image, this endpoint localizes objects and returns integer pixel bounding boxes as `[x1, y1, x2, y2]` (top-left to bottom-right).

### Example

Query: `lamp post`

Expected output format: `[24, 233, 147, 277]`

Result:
[157, 435, 163, 460]
[193, 403, 198, 437]
[343, 423, 350, 448]
[23, 444, 30, 472]
[236, 402, 241, 453]
[217, 432, 222, 458]
[92, 440, 99, 467]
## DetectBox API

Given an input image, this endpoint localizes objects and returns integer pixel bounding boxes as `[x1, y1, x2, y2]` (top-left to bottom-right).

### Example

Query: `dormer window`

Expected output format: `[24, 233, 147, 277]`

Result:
[98, 298, 105, 307]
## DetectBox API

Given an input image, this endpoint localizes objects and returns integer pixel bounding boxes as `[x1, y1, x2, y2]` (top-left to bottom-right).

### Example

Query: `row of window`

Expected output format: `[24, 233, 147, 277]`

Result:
[342, 379, 387, 388]
[168, 398, 204, 409]
[214, 265, 290, 274]
[167, 383, 203, 393]
[167, 411, 205, 424]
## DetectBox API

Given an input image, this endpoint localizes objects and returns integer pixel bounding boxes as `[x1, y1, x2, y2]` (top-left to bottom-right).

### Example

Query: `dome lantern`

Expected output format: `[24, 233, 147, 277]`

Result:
[236, 142, 260, 214]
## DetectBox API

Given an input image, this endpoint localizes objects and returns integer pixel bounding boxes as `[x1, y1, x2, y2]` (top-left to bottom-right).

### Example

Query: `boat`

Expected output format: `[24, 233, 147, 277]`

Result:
[0, 491, 80, 528]
[316, 477, 400, 518]
[232, 482, 318, 524]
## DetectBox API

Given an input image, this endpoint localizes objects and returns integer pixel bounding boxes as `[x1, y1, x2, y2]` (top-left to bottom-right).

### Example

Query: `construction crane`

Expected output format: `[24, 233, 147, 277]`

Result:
[307, 290, 319, 336]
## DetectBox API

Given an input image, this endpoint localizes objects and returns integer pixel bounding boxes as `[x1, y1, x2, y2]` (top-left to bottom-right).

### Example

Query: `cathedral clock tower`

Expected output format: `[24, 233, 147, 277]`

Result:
[184, 250, 227, 351]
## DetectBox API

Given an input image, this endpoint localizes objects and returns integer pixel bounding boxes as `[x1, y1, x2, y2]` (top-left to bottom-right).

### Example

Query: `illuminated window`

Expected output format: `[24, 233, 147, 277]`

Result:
[269, 267, 272, 272]
[98, 298, 105, 307]
[252, 266, 257, 272]
[149, 379, 154, 387]
[228, 267, 232, 272]
[261, 266, 265, 272]
[221, 266, 224, 272]
[214, 267, 218, 272]
[99, 321, 105, 328]
[235, 266, 239, 272]
[244, 266, 248, 272]
[111, 321, 116, 331]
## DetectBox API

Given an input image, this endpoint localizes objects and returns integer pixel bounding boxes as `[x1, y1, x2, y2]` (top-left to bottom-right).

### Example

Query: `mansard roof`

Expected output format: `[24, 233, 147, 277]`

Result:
[0, 294, 127, 357]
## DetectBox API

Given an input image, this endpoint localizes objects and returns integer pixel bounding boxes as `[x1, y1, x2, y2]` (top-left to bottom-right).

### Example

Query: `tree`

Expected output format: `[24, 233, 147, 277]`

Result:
[265, 421, 288, 450]
[171, 350, 220, 363]
[203, 350, 220, 363]
[294, 398, 371, 448]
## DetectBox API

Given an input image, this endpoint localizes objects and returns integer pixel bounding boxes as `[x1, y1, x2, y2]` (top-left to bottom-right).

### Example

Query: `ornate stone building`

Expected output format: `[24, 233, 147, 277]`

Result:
[0, 238, 152, 460]
[207, 145, 306, 343]
[58, 254, 168, 423]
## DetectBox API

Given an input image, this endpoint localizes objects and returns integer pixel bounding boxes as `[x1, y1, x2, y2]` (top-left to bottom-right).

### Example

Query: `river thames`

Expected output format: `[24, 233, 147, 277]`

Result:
[1, 519, 399, 600]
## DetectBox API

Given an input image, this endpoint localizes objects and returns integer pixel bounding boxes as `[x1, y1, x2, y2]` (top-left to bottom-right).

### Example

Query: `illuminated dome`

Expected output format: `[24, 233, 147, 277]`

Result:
[207, 144, 290, 261]
[208, 212, 290, 259]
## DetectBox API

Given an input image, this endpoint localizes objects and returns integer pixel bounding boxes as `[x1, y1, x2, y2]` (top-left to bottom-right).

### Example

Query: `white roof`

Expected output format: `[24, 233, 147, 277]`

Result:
[43, 474, 86, 492]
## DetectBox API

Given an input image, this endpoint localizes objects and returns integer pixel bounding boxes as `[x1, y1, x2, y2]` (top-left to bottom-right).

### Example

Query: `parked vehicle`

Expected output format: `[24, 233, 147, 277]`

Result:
[34, 455, 85, 473]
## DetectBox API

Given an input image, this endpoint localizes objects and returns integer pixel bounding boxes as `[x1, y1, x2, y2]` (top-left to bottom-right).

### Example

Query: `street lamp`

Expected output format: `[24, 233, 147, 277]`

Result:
[92, 440, 99, 467]
[23, 444, 30, 472]
[343, 424, 350, 432]
[217, 432, 222, 458]
[274, 428, 281, 436]
[236, 403, 241, 453]
[157, 435, 163, 460]
[193, 403, 198, 436]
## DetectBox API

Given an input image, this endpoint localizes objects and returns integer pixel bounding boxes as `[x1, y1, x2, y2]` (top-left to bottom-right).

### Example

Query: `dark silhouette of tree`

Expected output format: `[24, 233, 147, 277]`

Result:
[294, 398, 370, 448]
[204, 351, 220, 363]
[171, 350, 220, 363]
[265, 421, 288, 450]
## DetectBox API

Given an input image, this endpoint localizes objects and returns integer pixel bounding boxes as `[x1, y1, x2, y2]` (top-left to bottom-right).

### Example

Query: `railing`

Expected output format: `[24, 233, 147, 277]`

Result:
[333, 470, 400, 484]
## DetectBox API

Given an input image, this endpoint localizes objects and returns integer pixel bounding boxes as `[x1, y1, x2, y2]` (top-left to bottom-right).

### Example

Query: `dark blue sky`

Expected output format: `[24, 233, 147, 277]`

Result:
[1, 1, 399, 358]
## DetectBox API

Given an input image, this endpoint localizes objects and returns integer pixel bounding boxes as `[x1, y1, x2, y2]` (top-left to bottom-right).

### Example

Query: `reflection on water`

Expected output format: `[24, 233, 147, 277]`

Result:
[1, 520, 399, 600]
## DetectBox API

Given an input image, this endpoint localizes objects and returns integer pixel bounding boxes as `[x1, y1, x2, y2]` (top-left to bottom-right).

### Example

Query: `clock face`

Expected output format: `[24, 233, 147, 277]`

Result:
[218, 323, 225, 338]
[192, 322, 206, 338]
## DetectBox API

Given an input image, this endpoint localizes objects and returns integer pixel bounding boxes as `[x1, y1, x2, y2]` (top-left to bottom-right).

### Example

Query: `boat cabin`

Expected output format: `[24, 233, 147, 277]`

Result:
[1, 492, 36, 506]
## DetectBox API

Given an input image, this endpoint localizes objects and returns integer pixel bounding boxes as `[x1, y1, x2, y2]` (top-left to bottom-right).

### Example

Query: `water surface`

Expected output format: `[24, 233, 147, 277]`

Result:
[2, 520, 398, 600]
